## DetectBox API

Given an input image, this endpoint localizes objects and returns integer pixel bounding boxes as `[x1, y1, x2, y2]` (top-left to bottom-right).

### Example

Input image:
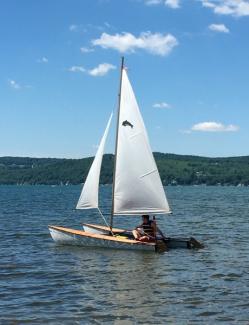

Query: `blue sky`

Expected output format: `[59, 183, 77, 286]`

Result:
[1, 0, 249, 158]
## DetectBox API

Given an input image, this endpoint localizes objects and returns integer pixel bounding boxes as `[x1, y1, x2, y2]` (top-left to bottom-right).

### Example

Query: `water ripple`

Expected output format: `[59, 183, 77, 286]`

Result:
[0, 185, 249, 323]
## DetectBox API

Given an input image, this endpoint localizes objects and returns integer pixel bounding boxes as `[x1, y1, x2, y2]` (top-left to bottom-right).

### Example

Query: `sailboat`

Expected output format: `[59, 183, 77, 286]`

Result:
[49, 58, 203, 252]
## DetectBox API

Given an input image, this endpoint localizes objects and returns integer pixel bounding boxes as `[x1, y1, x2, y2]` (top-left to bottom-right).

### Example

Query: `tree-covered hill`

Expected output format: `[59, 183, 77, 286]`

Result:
[1, 153, 249, 186]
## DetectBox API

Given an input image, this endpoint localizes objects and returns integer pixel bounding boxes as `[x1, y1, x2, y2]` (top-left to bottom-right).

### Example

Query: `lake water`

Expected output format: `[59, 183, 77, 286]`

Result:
[0, 185, 249, 324]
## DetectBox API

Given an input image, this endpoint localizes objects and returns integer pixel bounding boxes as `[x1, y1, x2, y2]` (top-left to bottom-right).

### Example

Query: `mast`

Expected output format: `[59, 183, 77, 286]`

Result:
[110, 56, 124, 230]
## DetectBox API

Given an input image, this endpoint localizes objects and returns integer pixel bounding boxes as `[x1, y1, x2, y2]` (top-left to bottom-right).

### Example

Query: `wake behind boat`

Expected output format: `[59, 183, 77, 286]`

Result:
[48, 57, 203, 252]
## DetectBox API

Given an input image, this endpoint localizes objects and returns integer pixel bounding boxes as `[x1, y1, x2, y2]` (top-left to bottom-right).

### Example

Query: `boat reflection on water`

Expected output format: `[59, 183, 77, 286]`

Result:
[59, 245, 173, 322]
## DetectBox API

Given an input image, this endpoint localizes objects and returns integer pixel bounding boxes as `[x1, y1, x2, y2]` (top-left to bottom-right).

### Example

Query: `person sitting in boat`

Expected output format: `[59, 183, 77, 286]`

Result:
[132, 215, 156, 242]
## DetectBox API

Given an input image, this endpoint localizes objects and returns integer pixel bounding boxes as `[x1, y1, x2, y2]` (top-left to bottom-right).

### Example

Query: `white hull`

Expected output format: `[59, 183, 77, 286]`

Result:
[49, 226, 155, 252]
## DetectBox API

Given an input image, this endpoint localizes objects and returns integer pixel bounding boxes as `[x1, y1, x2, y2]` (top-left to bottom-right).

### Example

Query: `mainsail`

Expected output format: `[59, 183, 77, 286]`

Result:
[113, 68, 170, 215]
[76, 113, 113, 210]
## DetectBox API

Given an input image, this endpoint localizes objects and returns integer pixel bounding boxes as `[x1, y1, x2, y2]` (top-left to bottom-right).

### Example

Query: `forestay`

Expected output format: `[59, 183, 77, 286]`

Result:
[113, 69, 171, 215]
[76, 113, 113, 210]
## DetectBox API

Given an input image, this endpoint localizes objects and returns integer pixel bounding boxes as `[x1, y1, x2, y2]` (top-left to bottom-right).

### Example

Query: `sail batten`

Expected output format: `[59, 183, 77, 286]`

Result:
[113, 69, 170, 216]
[76, 113, 113, 210]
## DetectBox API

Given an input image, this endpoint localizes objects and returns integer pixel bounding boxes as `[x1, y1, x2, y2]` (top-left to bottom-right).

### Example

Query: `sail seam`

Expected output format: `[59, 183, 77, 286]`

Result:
[140, 169, 157, 178]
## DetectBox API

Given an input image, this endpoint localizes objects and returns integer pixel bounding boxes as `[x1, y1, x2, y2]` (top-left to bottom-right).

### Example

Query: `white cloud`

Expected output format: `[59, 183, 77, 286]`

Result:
[153, 102, 171, 109]
[8, 79, 31, 90]
[209, 23, 230, 33]
[69, 24, 84, 32]
[68, 63, 115, 77]
[37, 57, 48, 63]
[165, 0, 180, 9]
[202, 1, 215, 8]
[104, 22, 111, 28]
[191, 121, 239, 132]
[92, 32, 178, 56]
[88, 63, 116, 77]
[69, 24, 86, 33]
[145, 0, 163, 5]
[80, 47, 94, 53]
[201, 0, 249, 17]
[144, 0, 180, 7]
[69, 24, 77, 31]
[70, 23, 111, 34]
[145, 0, 249, 15]
[68, 66, 85, 73]
[8, 79, 21, 89]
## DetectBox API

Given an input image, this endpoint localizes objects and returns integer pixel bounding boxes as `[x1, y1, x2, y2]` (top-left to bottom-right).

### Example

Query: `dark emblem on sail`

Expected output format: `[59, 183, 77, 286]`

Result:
[122, 120, 133, 128]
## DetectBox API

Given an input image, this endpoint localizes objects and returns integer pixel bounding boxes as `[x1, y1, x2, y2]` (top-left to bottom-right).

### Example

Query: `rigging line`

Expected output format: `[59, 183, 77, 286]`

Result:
[97, 208, 115, 236]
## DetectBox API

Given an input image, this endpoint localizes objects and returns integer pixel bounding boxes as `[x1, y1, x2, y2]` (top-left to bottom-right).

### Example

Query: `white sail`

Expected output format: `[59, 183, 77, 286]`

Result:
[113, 69, 170, 215]
[76, 113, 113, 210]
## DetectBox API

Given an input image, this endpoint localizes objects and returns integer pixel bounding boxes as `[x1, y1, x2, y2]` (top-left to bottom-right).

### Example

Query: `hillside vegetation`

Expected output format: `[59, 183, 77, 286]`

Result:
[1, 153, 249, 186]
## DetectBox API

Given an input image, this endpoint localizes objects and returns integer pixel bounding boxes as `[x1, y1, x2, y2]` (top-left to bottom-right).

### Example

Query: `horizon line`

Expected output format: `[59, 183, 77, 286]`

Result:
[1, 152, 249, 160]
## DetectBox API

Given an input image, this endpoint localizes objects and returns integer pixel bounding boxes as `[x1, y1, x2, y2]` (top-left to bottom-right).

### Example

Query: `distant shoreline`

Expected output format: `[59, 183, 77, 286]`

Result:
[1, 153, 249, 186]
[0, 184, 248, 187]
